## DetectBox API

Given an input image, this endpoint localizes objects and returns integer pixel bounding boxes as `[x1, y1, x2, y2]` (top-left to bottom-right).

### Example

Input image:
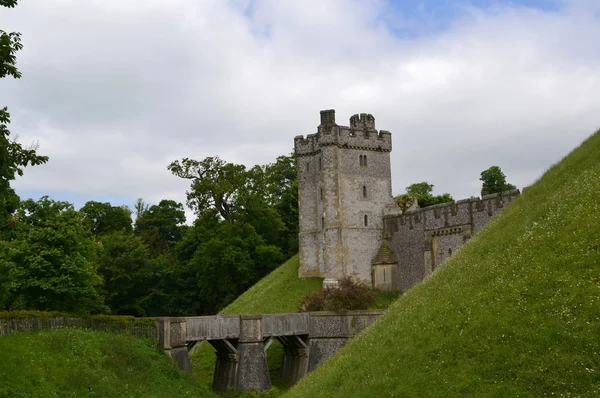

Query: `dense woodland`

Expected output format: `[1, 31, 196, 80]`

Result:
[0, 151, 299, 316]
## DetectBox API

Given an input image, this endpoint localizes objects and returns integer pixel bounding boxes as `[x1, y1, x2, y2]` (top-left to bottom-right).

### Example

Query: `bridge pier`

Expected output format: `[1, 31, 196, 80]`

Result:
[156, 317, 191, 373]
[235, 315, 271, 391]
[209, 339, 238, 392]
[278, 335, 309, 384]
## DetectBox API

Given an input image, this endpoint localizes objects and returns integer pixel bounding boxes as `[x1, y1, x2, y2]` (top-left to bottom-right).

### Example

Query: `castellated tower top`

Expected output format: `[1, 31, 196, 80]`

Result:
[294, 109, 392, 157]
[350, 113, 376, 131]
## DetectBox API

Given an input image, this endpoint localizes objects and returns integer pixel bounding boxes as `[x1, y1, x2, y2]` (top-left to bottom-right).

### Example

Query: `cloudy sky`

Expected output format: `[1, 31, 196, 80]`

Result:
[2, 0, 599, 223]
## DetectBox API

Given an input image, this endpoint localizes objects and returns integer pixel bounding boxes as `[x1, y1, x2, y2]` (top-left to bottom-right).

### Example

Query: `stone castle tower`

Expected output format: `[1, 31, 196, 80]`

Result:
[294, 110, 395, 285]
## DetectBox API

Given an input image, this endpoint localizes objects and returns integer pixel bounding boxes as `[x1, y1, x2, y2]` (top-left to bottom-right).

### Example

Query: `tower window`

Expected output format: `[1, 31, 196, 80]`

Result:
[322, 217, 325, 229]
[359, 154, 368, 167]
[448, 248, 452, 256]
[364, 214, 368, 226]
[363, 185, 367, 199]
[320, 187, 323, 200]
[306, 162, 310, 172]
[319, 157, 322, 170]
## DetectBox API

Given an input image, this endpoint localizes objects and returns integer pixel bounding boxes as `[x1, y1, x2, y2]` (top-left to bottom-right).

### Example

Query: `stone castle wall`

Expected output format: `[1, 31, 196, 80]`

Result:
[383, 189, 520, 292]
[295, 109, 520, 292]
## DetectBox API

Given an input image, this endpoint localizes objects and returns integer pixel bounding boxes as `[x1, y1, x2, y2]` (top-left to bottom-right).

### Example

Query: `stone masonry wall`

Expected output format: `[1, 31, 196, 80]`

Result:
[384, 189, 520, 292]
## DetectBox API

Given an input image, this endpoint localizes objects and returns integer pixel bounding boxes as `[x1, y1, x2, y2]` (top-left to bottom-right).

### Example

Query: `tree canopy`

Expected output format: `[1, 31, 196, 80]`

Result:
[480, 166, 516, 196]
[1, 0, 48, 237]
[0, 197, 102, 312]
[80, 201, 133, 236]
[397, 182, 454, 209]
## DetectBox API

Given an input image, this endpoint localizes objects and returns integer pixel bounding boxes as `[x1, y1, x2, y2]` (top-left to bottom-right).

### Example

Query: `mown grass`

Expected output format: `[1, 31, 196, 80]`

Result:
[0, 328, 215, 398]
[286, 130, 600, 397]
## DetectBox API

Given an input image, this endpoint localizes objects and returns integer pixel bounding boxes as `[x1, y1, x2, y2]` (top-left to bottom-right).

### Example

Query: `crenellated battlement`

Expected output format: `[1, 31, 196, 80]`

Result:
[350, 113, 376, 131]
[294, 110, 392, 157]
[385, 188, 520, 230]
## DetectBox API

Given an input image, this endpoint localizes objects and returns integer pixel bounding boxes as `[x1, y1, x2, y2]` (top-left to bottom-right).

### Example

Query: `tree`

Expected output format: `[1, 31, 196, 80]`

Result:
[134, 199, 186, 257]
[1, 2, 49, 236]
[134, 197, 150, 220]
[79, 201, 133, 236]
[480, 166, 516, 196]
[402, 182, 454, 209]
[168, 154, 296, 253]
[168, 156, 247, 220]
[95, 231, 154, 316]
[188, 222, 282, 314]
[0, 197, 102, 312]
[406, 182, 434, 197]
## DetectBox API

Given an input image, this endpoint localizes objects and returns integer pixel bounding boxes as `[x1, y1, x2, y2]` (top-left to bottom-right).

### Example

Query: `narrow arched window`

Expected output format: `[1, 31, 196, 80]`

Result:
[364, 214, 368, 226]
[359, 155, 363, 166]
[306, 162, 310, 172]
[363, 185, 367, 199]
[364, 155, 368, 167]
[322, 217, 325, 229]
[318, 157, 322, 170]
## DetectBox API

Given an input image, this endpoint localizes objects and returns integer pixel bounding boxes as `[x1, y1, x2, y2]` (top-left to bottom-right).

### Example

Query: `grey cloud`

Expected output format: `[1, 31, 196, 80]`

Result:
[1, 0, 599, 216]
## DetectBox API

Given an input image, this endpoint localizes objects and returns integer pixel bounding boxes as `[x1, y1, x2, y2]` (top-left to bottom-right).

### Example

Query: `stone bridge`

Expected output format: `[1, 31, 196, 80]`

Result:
[157, 310, 383, 392]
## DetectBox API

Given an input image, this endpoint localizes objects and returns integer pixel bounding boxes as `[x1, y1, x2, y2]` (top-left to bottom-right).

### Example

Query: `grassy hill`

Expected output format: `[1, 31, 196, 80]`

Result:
[285, 130, 600, 397]
[0, 328, 215, 397]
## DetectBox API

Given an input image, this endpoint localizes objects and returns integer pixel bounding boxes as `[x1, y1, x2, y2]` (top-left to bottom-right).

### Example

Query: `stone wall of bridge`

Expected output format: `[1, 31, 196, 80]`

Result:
[157, 310, 384, 392]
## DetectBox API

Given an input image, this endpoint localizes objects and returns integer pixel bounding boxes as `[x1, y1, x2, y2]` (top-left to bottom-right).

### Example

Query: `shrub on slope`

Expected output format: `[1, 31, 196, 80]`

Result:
[286, 131, 600, 397]
[0, 328, 214, 397]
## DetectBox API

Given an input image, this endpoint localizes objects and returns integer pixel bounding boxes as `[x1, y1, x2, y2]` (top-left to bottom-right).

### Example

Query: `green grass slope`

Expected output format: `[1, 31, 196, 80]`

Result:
[0, 328, 215, 397]
[286, 131, 600, 397]
[220, 254, 323, 315]
[191, 255, 323, 389]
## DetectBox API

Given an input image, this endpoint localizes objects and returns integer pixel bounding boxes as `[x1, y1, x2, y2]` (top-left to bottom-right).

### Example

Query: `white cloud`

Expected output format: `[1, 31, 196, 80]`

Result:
[1, 0, 599, 220]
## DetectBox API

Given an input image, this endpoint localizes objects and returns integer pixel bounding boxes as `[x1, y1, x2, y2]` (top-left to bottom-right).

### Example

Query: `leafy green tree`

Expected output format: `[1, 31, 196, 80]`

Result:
[480, 166, 516, 196]
[79, 201, 133, 236]
[406, 182, 434, 197]
[0, 197, 102, 312]
[134, 199, 186, 257]
[168, 156, 247, 221]
[169, 154, 297, 254]
[188, 222, 282, 314]
[1, 1, 48, 237]
[265, 154, 299, 255]
[402, 182, 454, 208]
[96, 231, 154, 316]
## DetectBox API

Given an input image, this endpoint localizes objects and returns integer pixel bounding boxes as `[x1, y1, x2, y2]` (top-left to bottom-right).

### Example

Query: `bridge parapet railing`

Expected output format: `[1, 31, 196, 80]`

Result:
[262, 313, 309, 337]
[186, 315, 240, 341]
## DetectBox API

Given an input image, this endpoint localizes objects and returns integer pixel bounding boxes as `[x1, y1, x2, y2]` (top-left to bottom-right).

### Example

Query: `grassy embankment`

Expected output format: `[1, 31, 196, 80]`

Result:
[286, 130, 600, 397]
[0, 328, 215, 397]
